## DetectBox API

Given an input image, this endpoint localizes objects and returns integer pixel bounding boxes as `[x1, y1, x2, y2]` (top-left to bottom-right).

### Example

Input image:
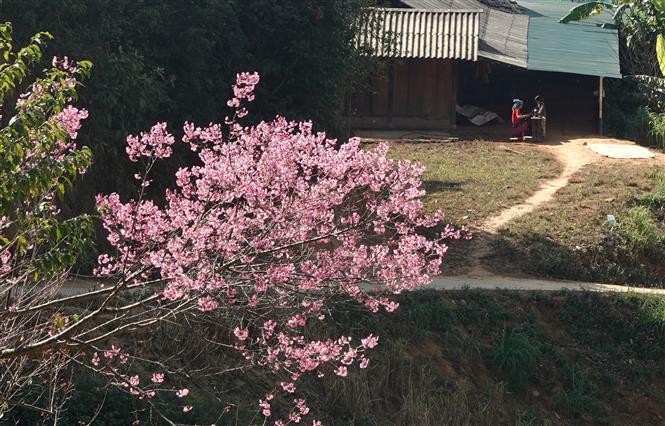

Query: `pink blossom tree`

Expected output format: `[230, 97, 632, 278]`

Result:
[0, 27, 462, 425]
[91, 71, 462, 423]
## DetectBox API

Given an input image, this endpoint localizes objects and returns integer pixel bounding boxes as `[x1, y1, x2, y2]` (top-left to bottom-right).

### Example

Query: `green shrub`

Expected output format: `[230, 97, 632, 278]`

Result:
[636, 296, 665, 338]
[489, 324, 540, 392]
[637, 171, 665, 210]
[407, 301, 456, 332]
[557, 366, 601, 418]
[618, 206, 662, 253]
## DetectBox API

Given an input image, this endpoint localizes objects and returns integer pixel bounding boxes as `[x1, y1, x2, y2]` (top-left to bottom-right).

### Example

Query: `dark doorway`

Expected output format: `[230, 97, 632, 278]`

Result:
[457, 60, 599, 135]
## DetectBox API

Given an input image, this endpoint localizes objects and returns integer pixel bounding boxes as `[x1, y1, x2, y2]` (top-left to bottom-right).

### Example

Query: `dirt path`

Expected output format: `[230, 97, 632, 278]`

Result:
[463, 136, 664, 278]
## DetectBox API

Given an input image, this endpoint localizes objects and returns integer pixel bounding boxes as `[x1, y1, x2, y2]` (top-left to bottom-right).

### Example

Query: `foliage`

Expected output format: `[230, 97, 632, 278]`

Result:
[557, 365, 601, 418]
[605, 75, 665, 146]
[2, 0, 376, 223]
[560, 0, 665, 76]
[0, 22, 95, 418]
[489, 324, 540, 392]
[559, 2, 614, 25]
[618, 206, 662, 253]
[636, 170, 665, 209]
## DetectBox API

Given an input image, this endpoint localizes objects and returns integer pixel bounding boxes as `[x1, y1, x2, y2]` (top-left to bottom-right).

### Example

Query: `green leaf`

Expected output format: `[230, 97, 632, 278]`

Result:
[655, 0, 665, 13]
[560, 1, 613, 24]
[612, 3, 630, 21]
[657, 34, 665, 77]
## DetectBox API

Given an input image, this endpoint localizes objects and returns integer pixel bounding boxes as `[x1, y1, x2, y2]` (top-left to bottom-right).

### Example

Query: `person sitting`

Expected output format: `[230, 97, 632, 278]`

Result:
[511, 99, 531, 141]
[531, 95, 546, 141]
[533, 95, 546, 117]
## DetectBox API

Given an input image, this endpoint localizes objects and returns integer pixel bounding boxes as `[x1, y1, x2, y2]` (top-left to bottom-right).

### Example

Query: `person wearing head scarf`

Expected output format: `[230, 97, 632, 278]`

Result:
[511, 99, 530, 140]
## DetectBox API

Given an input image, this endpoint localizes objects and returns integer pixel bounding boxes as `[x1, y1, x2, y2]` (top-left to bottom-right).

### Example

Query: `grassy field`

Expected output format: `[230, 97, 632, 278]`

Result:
[27, 290, 665, 425]
[305, 290, 665, 425]
[381, 141, 561, 226]
[488, 161, 665, 287]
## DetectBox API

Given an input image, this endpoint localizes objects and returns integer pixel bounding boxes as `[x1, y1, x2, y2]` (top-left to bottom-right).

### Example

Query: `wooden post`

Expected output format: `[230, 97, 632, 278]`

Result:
[598, 76, 604, 135]
[451, 60, 458, 129]
[388, 60, 395, 128]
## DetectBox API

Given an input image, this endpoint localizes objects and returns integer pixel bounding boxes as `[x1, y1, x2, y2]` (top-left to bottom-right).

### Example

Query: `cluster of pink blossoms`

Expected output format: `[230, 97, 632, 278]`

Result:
[56, 105, 89, 140]
[96, 72, 463, 423]
[126, 122, 175, 162]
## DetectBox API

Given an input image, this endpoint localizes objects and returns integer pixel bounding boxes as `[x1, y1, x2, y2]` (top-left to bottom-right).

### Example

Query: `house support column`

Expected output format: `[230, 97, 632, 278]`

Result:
[388, 60, 395, 128]
[598, 76, 605, 135]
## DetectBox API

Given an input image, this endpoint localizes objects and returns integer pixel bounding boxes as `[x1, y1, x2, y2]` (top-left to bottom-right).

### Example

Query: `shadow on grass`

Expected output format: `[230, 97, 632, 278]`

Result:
[485, 231, 665, 288]
[423, 179, 468, 193]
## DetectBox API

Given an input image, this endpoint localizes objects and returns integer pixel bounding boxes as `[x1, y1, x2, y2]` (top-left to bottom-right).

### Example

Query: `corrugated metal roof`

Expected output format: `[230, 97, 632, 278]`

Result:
[358, 8, 481, 60]
[401, 0, 621, 78]
[521, 0, 621, 78]
[401, 0, 529, 67]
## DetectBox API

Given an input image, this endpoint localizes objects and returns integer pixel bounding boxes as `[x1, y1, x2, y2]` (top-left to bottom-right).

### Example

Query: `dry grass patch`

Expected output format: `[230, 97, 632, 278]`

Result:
[381, 141, 562, 226]
[488, 161, 665, 286]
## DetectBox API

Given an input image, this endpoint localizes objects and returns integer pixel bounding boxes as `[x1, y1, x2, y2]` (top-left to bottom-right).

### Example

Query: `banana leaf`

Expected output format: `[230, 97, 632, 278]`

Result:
[559, 1, 614, 24]
[657, 34, 665, 77]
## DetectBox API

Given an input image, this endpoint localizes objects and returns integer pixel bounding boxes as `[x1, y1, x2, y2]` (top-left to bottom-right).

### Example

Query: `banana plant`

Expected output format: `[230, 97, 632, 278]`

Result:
[560, 0, 665, 76]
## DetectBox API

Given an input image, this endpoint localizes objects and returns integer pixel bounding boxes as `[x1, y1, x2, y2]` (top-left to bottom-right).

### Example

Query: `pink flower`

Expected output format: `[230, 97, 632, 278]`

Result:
[55, 105, 88, 140]
[234, 327, 249, 341]
[151, 372, 165, 384]
[176, 388, 189, 398]
[126, 122, 175, 162]
[197, 296, 219, 312]
[280, 382, 296, 393]
[312, 421, 322, 426]
[91, 352, 100, 367]
[183, 405, 193, 413]
[361, 335, 379, 349]
[103, 345, 121, 359]
[129, 375, 139, 386]
[94, 70, 458, 420]
[259, 398, 272, 417]
[334, 366, 348, 377]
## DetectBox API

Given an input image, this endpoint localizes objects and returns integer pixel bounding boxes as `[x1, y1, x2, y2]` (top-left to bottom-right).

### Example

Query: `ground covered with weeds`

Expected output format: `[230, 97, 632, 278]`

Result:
[381, 141, 561, 225]
[12, 290, 665, 425]
[381, 141, 561, 276]
[307, 290, 665, 425]
[488, 162, 665, 287]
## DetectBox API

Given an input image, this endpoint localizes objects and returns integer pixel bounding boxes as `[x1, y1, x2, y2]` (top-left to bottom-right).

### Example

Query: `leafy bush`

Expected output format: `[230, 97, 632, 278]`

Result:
[636, 171, 665, 210]
[557, 365, 601, 418]
[605, 76, 665, 148]
[490, 324, 540, 392]
[407, 301, 456, 332]
[618, 206, 662, 253]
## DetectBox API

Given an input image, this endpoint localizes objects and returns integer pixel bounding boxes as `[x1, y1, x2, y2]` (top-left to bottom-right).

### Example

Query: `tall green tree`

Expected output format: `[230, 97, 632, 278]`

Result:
[1, 0, 375, 224]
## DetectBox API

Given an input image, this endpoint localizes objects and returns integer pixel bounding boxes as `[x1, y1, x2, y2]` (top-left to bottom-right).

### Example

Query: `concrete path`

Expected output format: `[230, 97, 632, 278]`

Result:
[428, 275, 665, 294]
[588, 143, 656, 159]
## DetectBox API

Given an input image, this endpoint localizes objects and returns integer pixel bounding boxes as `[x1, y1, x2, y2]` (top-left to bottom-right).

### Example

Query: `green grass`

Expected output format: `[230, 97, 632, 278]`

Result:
[382, 141, 561, 225]
[490, 324, 541, 392]
[488, 162, 665, 287]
